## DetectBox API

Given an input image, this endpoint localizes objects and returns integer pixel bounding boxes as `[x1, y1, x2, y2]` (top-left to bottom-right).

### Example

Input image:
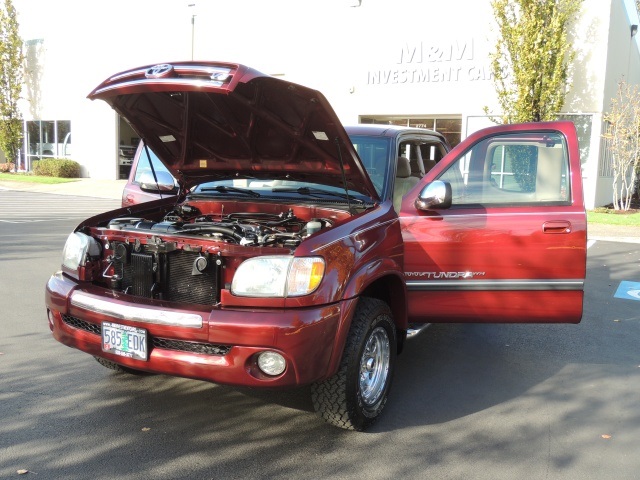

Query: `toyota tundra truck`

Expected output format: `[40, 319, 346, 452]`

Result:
[45, 61, 586, 431]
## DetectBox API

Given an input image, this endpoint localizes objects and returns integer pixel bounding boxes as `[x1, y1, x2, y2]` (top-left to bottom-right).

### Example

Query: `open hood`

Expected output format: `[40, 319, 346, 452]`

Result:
[89, 61, 379, 200]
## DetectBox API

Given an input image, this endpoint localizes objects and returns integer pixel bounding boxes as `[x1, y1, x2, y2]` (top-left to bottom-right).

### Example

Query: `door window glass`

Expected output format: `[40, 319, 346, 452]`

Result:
[437, 132, 570, 206]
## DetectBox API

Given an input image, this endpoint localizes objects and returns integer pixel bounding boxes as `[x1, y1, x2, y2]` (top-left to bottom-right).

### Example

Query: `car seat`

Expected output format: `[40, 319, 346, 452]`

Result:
[393, 156, 420, 211]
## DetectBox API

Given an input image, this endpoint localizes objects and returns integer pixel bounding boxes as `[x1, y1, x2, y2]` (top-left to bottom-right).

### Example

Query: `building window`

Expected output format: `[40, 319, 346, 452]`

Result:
[23, 120, 71, 169]
[360, 116, 462, 147]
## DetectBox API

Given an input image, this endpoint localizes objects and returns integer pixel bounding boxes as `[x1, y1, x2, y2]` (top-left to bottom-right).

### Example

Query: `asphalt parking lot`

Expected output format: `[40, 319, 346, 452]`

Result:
[0, 185, 639, 480]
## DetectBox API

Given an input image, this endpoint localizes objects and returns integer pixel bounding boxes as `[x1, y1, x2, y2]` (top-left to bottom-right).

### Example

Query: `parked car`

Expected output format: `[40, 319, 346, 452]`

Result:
[121, 142, 177, 207]
[45, 61, 587, 431]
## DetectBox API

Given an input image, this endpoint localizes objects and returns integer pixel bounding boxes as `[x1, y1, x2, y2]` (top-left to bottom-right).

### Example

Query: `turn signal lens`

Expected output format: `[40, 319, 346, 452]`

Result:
[287, 257, 325, 296]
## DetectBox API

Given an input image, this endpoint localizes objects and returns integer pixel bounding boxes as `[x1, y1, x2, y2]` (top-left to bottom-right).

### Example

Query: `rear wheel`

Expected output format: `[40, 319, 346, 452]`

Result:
[311, 297, 396, 431]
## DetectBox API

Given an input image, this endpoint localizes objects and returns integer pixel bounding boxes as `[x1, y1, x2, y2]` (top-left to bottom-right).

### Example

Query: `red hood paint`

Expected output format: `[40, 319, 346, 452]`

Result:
[89, 61, 379, 200]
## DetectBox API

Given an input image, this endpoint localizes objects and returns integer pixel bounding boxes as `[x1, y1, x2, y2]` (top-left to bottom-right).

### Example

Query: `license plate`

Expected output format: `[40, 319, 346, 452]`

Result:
[102, 321, 148, 361]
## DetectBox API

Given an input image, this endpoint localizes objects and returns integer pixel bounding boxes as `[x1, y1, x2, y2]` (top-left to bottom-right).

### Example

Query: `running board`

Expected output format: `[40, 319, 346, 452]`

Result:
[406, 323, 431, 339]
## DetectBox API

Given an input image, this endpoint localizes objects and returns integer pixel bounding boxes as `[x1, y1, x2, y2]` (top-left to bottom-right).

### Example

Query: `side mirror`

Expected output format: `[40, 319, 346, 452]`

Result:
[415, 181, 452, 210]
[139, 171, 178, 193]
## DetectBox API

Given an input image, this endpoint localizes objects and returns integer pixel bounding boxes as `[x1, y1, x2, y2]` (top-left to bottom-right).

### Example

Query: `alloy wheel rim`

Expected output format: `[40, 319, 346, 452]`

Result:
[359, 326, 390, 406]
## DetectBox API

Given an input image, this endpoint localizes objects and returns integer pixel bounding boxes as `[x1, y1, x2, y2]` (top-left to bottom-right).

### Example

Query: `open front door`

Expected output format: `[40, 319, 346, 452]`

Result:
[399, 121, 586, 324]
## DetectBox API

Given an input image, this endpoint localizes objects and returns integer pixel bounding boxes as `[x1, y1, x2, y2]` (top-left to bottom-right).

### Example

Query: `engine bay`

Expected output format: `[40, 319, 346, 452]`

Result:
[83, 203, 343, 305]
[106, 204, 334, 249]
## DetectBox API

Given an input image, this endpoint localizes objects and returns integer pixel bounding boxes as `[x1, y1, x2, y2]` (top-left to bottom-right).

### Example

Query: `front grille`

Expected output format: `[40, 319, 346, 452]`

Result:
[60, 314, 230, 356]
[152, 337, 231, 355]
[61, 313, 101, 335]
[113, 243, 220, 305]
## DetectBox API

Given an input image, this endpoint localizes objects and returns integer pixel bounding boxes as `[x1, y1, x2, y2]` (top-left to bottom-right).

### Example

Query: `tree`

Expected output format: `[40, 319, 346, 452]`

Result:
[602, 81, 640, 211]
[486, 0, 582, 124]
[0, 0, 23, 165]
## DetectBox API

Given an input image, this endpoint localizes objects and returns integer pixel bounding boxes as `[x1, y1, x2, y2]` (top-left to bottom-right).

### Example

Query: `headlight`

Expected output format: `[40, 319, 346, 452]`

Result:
[231, 255, 325, 297]
[62, 232, 101, 271]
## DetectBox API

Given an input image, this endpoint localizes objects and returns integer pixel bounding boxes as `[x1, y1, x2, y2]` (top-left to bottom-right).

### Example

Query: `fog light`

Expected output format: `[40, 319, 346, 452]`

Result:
[257, 351, 286, 376]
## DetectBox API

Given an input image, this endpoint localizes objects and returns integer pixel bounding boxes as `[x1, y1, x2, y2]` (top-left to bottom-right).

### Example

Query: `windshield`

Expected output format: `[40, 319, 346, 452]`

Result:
[348, 135, 392, 197]
[138, 134, 391, 202]
[190, 179, 373, 205]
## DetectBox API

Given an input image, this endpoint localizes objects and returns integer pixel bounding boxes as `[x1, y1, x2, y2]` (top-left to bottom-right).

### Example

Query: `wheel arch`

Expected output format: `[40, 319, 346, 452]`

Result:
[341, 258, 408, 332]
[360, 274, 408, 355]
[359, 274, 408, 332]
[323, 263, 408, 380]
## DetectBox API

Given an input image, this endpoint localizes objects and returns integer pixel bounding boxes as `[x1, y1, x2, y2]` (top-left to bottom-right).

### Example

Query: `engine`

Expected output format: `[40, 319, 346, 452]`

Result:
[99, 206, 332, 306]
[107, 206, 331, 249]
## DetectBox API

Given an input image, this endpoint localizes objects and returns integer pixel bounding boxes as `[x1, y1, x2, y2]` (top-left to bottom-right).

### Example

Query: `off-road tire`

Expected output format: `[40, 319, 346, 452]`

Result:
[311, 297, 397, 431]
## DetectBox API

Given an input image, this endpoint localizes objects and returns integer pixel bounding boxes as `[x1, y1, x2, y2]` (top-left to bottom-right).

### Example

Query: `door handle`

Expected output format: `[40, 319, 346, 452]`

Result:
[543, 221, 571, 234]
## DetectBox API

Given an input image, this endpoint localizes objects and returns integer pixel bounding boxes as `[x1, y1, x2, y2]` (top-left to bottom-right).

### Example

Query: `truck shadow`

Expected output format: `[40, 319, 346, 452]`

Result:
[382, 322, 576, 430]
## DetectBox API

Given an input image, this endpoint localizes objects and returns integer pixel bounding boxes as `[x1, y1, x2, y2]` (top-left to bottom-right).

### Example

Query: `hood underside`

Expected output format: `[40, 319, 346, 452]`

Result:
[88, 62, 379, 200]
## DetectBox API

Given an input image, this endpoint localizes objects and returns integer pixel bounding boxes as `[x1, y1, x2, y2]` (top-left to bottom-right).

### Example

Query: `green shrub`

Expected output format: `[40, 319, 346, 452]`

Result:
[32, 158, 80, 178]
[0, 162, 15, 173]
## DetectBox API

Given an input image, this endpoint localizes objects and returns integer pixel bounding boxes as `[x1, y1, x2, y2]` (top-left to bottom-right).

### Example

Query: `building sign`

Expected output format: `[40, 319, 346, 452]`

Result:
[367, 39, 493, 85]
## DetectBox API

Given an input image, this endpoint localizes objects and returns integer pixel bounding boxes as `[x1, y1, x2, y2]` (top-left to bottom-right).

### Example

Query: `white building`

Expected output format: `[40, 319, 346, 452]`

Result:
[12, 0, 640, 208]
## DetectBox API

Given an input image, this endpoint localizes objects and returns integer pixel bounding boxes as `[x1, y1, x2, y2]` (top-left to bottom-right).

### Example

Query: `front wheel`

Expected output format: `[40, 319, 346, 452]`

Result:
[311, 297, 396, 431]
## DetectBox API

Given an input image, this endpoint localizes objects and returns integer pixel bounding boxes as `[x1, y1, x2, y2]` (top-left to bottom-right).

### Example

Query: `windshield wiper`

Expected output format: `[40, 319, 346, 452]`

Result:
[196, 186, 261, 198]
[271, 186, 366, 204]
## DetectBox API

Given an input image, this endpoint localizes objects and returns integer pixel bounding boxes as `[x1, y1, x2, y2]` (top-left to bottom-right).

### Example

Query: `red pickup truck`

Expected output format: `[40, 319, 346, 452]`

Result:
[45, 61, 586, 431]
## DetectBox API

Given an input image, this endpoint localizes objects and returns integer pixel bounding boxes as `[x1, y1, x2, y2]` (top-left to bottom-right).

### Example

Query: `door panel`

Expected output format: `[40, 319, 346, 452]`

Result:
[400, 122, 586, 324]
